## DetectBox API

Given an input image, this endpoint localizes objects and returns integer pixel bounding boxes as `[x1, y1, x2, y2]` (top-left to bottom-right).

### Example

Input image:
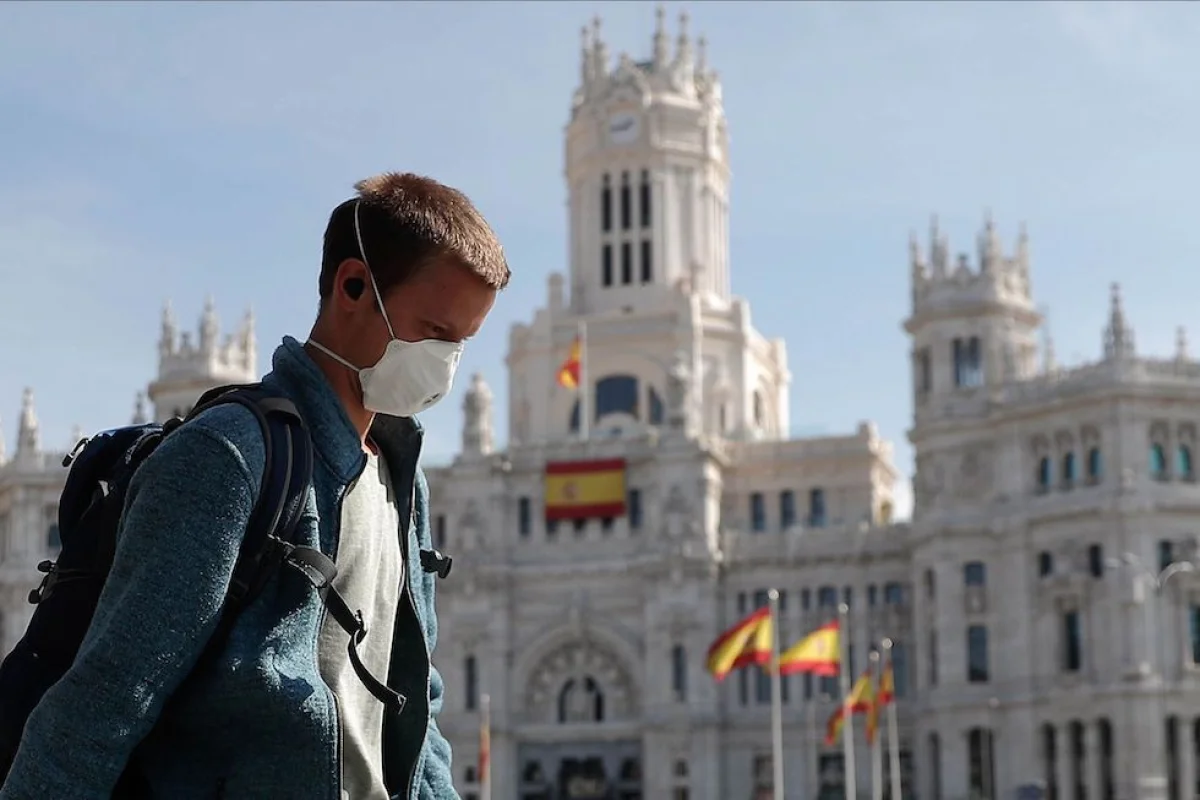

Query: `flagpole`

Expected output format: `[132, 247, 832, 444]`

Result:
[869, 650, 883, 800]
[768, 588, 785, 800]
[881, 639, 902, 800]
[481, 693, 492, 800]
[838, 602, 856, 800]
[577, 318, 589, 441]
[809, 688, 822, 800]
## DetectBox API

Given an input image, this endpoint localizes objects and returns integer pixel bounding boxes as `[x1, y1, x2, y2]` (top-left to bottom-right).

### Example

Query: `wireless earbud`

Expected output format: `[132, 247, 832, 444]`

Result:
[343, 277, 365, 300]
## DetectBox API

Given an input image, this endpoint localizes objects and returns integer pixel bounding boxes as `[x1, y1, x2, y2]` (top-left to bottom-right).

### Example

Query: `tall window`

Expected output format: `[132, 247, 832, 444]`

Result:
[779, 490, 796, 530]
[817, 587, 837, 609]
[953, 336, 983, 388]
[1062, 610, 1082, 672]
[671, 644, 688, 701]
[884, 582, 904, 606]
[1087, 447, 1103, 482]
[1151, 443, 1168, 479]
[927, 630, 938, 686]
[517, 497, 531, 538]
[465, 655, 478, 711]
[601, 174, 612, 233]
[602, 243, 613, 287]
[640, 239, 653, 283]
[967, 728, 995, 800]
[619, 171, 632, 230]
[620, 241, 633, 284]
[964, 561, 986, 587]
[808, 488, 827, 527]
[639, 170, 652, 228]
[1062, 452, 1076, 486]
[1038, 551, 1054, 577]
[916, 347, 932, 393]
[628, 489, 643, 531]
[1036, 456, 1052, 492]
[1088, 544, 1104, 578]
[45, 504, 60, 551]
[1179, 444, 1195, 480]
[1190, 604, 1200, 664]
[434, 514, 447, 549]
[929, 733, 942, 800]
[750, 492, 766, 532]
[1159, 539, 1175, 571]
[967, 625, 989, 682]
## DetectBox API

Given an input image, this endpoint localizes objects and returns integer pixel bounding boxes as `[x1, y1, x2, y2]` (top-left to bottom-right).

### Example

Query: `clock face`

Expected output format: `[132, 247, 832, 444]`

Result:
[607, 112, 640, 145]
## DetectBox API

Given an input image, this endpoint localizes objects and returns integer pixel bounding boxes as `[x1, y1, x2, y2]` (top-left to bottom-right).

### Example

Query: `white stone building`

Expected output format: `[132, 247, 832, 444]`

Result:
[3, 9, 1200, 800]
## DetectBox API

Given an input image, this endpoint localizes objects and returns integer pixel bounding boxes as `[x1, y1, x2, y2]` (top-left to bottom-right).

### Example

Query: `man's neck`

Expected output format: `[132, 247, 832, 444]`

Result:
[302, 339, 374, 446]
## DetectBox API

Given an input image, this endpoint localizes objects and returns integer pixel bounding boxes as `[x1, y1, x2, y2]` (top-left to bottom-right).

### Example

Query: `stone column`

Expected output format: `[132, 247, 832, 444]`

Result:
[1085, 720, 1102, 800]
[1181, 716, 1196, 800]
[1055, 724, 1073, 800]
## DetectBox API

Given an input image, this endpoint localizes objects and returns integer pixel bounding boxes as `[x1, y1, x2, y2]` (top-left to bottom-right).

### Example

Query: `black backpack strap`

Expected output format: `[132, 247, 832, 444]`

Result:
[185, 385, 314, 653]
[281, 546, 407, 715]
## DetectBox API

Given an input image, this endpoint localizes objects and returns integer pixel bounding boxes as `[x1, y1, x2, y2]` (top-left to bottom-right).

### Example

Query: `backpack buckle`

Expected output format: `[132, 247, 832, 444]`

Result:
[28, 560, 58, 605]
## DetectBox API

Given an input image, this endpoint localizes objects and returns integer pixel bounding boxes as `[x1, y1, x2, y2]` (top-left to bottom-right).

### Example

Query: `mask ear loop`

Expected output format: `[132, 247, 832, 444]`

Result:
[353, 200, 397, 341]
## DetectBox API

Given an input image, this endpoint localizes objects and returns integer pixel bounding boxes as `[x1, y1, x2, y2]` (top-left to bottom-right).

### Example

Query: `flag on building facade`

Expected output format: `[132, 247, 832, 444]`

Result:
[776, 620, 840, 676]
[705, 606, 773, 681]
[543, 458, 627, 520]
[825, 668, 876, 745]
[478, 696, 491, 787]
[557, 338, 582, 389]
[868, 657, 895, 747]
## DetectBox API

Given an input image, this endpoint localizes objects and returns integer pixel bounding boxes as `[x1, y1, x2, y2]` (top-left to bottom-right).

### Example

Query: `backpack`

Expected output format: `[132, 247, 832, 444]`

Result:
[0, 383, 316, 792]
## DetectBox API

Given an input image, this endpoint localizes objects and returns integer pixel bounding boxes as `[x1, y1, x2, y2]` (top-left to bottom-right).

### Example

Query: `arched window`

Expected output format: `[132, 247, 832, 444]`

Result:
[595, 375, 640, 420]
[1036, 457, 1052, 491]
[557, 676, 605, 723]
[1151, 443, 1168, 479]
[620, 171, 632, 231]
[1062, 452, 1076, 486]
[1087, 447, 1103, 482]
[1178, 444, 1194, 480]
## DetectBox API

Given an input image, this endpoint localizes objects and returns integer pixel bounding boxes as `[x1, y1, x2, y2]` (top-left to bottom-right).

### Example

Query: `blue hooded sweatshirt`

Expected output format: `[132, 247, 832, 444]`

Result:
[0, 337, 457, 800]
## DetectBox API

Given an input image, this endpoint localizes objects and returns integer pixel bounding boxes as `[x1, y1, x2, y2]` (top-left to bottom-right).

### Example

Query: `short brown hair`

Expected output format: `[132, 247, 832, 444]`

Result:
[319, 172, 510, 302]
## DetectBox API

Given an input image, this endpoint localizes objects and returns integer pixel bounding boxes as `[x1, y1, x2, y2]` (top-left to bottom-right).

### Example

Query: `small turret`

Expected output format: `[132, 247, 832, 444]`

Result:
[160, 300, 178, 359]
[672, 10, 694, 92]
[17, 387, 39, 459]
[462, 373, 495, 457]
[132, 392, 149, 425]
[199, 295, 219, 354]
[652, 4, 669, 68]
[1178, 327, 1190, 362]
[592, 17, 608, 82]
[1102, 283, 1135, 361]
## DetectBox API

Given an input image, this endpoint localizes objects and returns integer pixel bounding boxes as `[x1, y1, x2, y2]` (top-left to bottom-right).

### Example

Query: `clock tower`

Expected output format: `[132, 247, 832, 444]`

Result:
[566, 8, 731, 316]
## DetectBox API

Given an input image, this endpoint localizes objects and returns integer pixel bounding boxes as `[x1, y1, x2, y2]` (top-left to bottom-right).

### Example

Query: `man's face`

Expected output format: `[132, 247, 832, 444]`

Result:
[333, 256, 497, 369]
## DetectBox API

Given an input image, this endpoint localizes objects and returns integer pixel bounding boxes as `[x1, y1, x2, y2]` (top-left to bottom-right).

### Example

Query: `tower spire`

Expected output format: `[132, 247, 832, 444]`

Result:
[160, 299, 177, 358]
[1177, 326, 1189, 362]
[17, 387, 39, 458]
[199, 294, 219, 353]
[580, 24, 593, 87]
[591, 17, 608, 78]
[653, 4, 669, 67]
[1103, 283, 1135, 360]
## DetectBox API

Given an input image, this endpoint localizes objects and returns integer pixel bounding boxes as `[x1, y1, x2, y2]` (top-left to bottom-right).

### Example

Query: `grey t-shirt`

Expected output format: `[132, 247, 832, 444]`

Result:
[317, 450, 404, 800]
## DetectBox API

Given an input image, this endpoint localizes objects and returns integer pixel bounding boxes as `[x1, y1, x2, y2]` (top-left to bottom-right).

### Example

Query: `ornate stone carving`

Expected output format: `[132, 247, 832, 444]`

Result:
[525, 638, 637, 724]
[664, 485, 689, 538]
[666, 351, 692, 432]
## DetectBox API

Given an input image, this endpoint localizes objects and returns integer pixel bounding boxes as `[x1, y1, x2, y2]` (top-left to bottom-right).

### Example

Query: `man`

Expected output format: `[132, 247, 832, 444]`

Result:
[1, 173, 509, 799]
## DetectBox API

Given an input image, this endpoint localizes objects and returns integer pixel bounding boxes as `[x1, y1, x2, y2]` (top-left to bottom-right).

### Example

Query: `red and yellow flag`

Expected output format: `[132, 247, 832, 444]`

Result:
[777, 621, 840, 676]
[706, 607, 773, 681]
[825, 669, 876, 745]
[557, 338, 582, 389]
[544, 458, 626, 520]
[478, 702, 490, 785]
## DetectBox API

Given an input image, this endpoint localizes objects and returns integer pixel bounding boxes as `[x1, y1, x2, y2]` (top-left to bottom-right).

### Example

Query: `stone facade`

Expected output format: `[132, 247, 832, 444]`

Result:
[3, 9, 1200, 800]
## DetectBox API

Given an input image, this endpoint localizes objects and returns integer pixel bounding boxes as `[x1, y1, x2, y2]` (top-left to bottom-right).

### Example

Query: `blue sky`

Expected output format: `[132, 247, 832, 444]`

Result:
[2, 1, 1198, 519]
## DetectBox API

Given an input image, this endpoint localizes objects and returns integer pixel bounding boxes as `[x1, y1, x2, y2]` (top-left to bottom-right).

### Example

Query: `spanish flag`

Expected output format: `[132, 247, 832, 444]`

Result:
[706, 607, 773, 681]
[544, 458, 626, 520]
[825, 669, 876, 745]
[557, 338, 582, 389]
[777, 621, 840, 676]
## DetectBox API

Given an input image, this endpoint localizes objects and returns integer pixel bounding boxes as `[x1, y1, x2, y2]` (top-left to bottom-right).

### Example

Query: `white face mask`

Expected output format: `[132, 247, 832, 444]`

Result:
[308, 201, 464, 418]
